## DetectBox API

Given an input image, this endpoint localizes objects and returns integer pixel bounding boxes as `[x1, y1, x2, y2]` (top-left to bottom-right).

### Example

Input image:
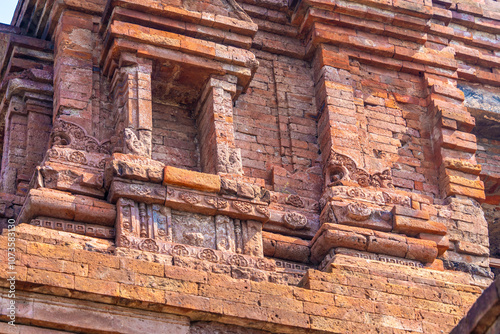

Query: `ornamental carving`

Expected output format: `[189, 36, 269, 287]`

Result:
[205, 197, 218, 208]
[227, 255, 248, 267]
[119, 235, 131, 248]
[346, 202, 372, 221]
[285, 195, 304, 208]
[256, 205, 270, 218]
[124, 128, 151, 157]
[326, 150, 393, 188]
[282, 212, 308, 230]
[198, 248, 219, 263]
[51, 120, 112, 154]
[217, 198, 229, 209]
[179, 192, 200, 205]
[233, 201, 252, 213]
[329, 186, 411, 207]
[139, 238, 159, 252]
[171, 244, 190, 257]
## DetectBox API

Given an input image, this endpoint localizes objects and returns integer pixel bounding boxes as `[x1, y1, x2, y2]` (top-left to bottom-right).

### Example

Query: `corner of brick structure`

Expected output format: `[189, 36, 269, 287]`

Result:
[0, 0, 500, 333]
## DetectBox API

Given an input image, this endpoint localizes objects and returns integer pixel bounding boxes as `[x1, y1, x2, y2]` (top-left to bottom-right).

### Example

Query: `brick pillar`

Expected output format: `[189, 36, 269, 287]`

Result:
[313, 46, 362, 183]
[23, 99, 52, 180]
[53, 10, 95, 133]
[196, 75, 243, 175]
[424, 73, 484, 201]
[110, 54, 153, 158]
[0, 96, 27, 194]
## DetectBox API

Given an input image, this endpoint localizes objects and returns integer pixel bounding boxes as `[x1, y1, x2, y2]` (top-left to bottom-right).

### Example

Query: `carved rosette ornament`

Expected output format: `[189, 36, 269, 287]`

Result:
[227, 254, 248, 267]
[171, 244, 190, 257]
[346, 202, 372, 221]
[326, 150, 393, 188]
[139, 239, 159, 252]
[282, 212, 308, 230]
[285, 195, 305, 208]
[198, 249, 219, 263]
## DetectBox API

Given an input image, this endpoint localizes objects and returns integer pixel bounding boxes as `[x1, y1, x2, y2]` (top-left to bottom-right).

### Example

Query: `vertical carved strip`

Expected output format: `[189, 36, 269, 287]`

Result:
[139, 202, 147, 238]
[215, 215, 236, 252]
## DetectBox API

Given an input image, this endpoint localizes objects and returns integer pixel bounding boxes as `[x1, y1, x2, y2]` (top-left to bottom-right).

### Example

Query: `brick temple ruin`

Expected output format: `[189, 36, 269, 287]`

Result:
[0, 0, 499, 332]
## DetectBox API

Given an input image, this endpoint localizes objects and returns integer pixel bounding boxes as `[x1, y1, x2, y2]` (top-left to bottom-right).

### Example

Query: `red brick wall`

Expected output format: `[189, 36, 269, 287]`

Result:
[152, 101, 200, 171]
[234, 50, 322, 200]
[351, 62, 439, 197]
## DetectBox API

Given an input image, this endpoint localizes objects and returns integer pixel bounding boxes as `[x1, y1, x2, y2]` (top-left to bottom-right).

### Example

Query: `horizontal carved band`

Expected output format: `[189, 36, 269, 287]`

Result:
[30, 218, 115, 239]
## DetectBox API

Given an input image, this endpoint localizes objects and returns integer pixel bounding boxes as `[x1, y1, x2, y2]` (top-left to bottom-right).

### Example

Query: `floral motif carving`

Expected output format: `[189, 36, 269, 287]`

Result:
[227, 255, 248, 267]
[285, 195, 304, 208]
[346, 202, 372, 221]
[51, 120, 111, 154]
[119, 235, 131, 247]
[233, 201, 252, 213]
[139, 238, 159, 252]
[205, 197, 218, 208]
[171, 244, 190, 257]
[283, 212, 308, 230]
[255, 258, 275, 271]
[327, 150, 393, 188]
[198, 248, 219, 263]
[217, 198, 229, 209]
[256, 205, 270, 218]
[329, 186, 411, 207]
[179, 192, 200, 205]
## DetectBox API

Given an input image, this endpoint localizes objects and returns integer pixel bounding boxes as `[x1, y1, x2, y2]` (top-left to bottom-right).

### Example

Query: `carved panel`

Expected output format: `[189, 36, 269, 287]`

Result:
[165, 185, 270, 222]
[241, 220, 263, 257]
[326, 201, 393, 232]
[326, 150, 393, 188]
[116, 199, 264, 258]
[324, 186, 412, 208]
[215, 215, 236, 252]
[318, 248, 424, 272]
[51, 119, 112, 154]
[116, 198, 140, 244]
[171, 211, 216, 249]
[152, 204, 172, 242]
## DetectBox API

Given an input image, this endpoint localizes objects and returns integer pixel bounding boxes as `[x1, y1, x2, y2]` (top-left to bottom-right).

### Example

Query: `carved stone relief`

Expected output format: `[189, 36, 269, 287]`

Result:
[326, 150, 393, 188]
[31, 218, 115, 239]
[241, 220, 263, 257]
[215, 215, 236, 252]
[318, 248, 424, 272]
[51, 119, 112, 154]
[325, 201, 393, 232]
[116, 198, 264, 258]
[282, 212, 308, 230]
[46, 147, 108, 170]
[217, 144, 243, 174]
[124, 128, 152, 157]
[322, 186, 412, 208]
[172, 211, 216, 249]
[118, 235, 275, 272]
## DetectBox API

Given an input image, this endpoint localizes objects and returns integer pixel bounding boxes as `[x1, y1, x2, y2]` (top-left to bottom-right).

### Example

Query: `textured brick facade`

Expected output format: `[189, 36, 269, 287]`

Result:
[0, 0, 499, 333]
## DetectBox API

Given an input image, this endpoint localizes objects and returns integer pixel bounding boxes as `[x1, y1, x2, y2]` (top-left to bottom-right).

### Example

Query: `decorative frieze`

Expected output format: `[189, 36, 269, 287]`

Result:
[116, 199, 264, 257]
[30, 218, 115, 239]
